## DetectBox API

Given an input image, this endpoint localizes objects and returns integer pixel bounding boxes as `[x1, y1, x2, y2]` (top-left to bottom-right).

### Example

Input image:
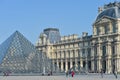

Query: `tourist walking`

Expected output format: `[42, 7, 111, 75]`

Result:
[65, 71, 68, 77]
[68, 70, 71, 77]
[71, 71, 75, 77]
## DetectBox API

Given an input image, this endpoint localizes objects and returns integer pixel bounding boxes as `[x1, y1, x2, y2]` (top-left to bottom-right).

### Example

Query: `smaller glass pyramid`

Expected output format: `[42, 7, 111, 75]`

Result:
[0, 31, 46, 73]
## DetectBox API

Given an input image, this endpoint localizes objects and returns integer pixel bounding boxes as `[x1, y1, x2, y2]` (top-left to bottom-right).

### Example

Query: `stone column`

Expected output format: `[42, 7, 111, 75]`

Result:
[91, 46, 94, 72]
[113, 43, 117, 72]
[79, 49, 83, 68]
[97, 43, 101, 72]
[65, 59, 68, 71]
[106, 43, 108, 74]
[115, 42, 120, 73]
[117, 43, 120, 72]
[108, 43, 112, 73]
[75, 50, 78, 67]
[104, 42, 112, 74]
[61, 60, 63, 72]
[115, 59, 117, 73]
[80, 60, 83, 68]
[106, 58, 112, 73]
[70, 59, 73, 69]
[56, 59, 59, 72]
[117, 59, 120, 72]
[85, 49, 88, 72]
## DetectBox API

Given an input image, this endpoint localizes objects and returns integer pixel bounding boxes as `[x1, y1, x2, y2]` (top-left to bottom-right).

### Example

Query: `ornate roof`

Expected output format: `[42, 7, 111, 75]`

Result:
[96, 2, 120, 21]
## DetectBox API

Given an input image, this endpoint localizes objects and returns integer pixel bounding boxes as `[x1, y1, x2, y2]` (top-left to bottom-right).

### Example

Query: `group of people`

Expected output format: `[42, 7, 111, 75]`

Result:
[42, 71, 53, 76]
[3, 71, 11, 76]
[65, 70, 75, 77]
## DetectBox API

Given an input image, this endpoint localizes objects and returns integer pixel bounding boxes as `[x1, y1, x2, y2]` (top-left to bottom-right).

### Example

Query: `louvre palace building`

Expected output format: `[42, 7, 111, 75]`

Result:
[36, 2, 120, 74]
[0, 2, 120, 74]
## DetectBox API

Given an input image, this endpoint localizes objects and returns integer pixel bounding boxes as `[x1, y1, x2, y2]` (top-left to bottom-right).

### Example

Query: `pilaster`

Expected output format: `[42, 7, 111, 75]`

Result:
[70, 59, 73, 69]
[97, 43, 101, 72]
[106, 43, 112, 73]
[61, 60, 63, 72]
[91, 46, 95, 71]
[75, 50, 78, 66]
[65, 60, 68, 71]
[85, 49, 88, 72]
[56, 59, 59, 72]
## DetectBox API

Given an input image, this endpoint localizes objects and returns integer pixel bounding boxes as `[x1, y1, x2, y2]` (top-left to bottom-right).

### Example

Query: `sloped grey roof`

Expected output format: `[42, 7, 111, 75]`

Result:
[96, 7, 120, 21]
[96, 2, 120, 21]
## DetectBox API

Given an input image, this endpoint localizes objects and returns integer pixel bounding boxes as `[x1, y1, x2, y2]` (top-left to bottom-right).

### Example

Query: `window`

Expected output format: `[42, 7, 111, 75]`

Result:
[112, 45, 115, 55]
[113, 23, 118, 33]
[104, 26, 107, 34]
[102, 46, 106, 56]
[88, 48, 91, 57]
[97, 27, 99, 35]
[85, 42, 88, 46]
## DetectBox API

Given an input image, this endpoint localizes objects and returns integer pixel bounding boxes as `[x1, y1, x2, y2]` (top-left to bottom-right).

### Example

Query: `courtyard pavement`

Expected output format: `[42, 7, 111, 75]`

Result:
[0, 74, 119, 80]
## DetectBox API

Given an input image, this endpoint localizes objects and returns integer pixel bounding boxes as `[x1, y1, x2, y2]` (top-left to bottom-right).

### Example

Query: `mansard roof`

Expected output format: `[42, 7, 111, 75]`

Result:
[96, 2, 120, 21]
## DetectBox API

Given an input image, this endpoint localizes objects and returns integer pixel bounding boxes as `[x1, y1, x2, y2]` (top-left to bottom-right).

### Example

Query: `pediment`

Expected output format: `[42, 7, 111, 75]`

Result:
[94, 16, 115, 25]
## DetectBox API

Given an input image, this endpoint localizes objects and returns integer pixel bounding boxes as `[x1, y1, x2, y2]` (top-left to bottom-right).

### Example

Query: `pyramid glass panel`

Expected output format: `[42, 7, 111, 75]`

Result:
[0, 31, 50, 73]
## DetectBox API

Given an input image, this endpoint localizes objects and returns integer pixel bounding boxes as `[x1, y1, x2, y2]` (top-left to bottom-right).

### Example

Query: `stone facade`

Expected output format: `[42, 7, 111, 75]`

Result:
[36, 2, 120, 74]
[92, 2, 120, 73]
[36, 30, 91, 73]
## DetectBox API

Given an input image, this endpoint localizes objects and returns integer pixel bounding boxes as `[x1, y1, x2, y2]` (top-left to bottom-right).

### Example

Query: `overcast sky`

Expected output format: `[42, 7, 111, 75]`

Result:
[0, 0, 116, 44]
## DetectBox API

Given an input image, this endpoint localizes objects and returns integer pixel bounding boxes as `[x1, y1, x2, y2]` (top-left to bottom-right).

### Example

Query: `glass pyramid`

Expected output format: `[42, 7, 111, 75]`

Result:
[0, 31, 46, 73]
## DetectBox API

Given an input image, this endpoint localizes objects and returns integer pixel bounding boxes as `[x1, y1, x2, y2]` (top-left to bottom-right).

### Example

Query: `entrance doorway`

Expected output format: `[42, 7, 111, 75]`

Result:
[88, 61, 91, 71]
[83, 61, 86, 68]
[102, 45, 106, 73]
